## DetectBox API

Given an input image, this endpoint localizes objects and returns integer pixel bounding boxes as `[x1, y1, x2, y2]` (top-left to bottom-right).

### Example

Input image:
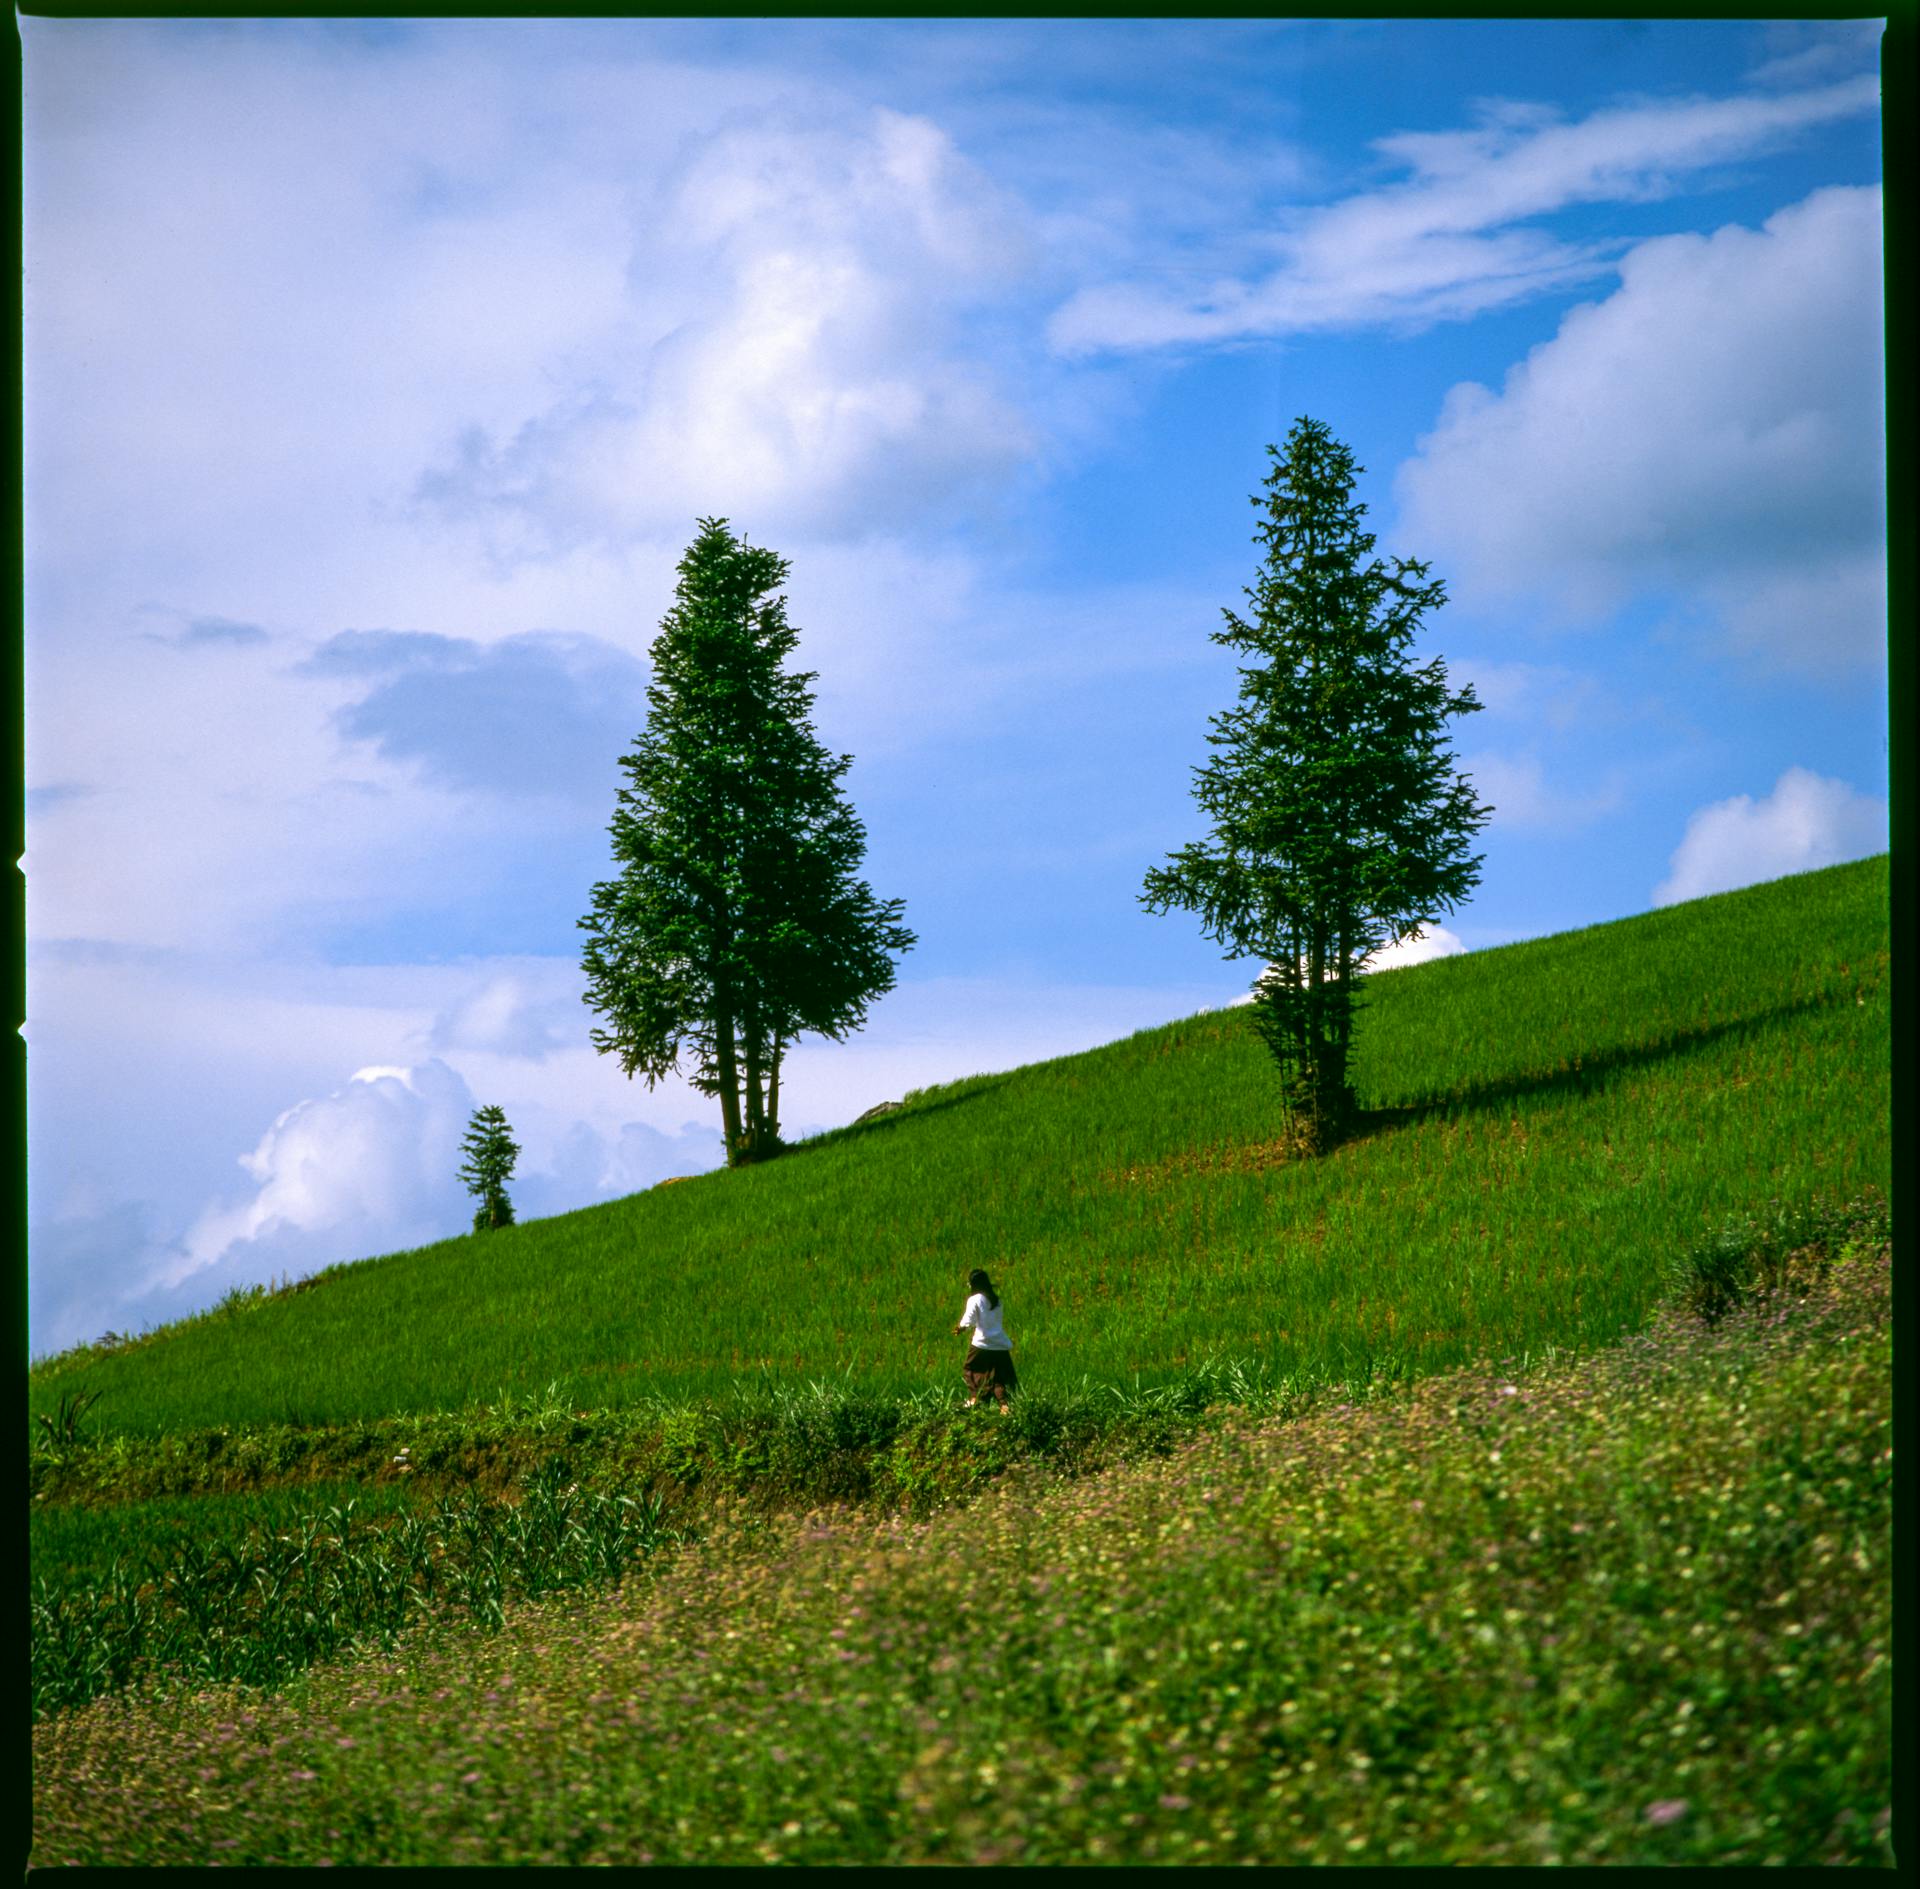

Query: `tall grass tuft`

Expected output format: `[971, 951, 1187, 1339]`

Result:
[1669, 1191, 1890, 1324]
[30, 1463, 683, 1720]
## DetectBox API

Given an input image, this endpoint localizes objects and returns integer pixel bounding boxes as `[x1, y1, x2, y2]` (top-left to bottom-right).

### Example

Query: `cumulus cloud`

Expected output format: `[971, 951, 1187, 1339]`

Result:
[22, 938, 764, 1351]
[27, 1070, 730, 1354]
[514, 1118, 725, 1220]
[172, 1059, 479, 1293]
[412, 103, 1038, 557]
[302, 627, 651, 804]
[1049, 75, 1878, 353]
[31, 1060, 476, 1357]
[1653, 766, 1887, 907]
[1394, 185, 1885, 674]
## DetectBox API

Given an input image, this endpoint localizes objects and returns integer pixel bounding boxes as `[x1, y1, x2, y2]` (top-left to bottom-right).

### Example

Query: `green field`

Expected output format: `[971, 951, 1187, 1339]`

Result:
[31, 1245, 1892, 1865]
[30, 855, 1892, 1435]
[28, 856, 1894, 1865]
[30, 1482, 421, 1591]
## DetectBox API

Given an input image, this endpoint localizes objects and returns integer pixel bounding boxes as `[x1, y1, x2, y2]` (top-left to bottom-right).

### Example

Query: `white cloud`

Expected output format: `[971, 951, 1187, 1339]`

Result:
[1229, 926, 1468, 1003]
[19, 25, 1076, 986]
[24, 20, 1044, 670]
[429, 971, 582, 1061]
[1745, 21, 1881, 90]
[1653, 766, 1887, 907]
[1049, 75, 1878, 352]
[27, 942, 1243, 1350]
[1395, 185, 1885, 674]
[411, 102, 1039, 557]
[23, 631, 524, 956]
[173, 1059, 478, 1290]
[1369, 924, 1467, 972]
[24, 1077, 728, 1357]
[514, 1119, 725, 1221]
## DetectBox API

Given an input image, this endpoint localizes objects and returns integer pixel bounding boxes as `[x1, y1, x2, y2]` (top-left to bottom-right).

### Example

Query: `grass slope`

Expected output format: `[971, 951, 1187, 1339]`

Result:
[31, 856, 1891, 1436]
[31, 1246, 1892, 1866]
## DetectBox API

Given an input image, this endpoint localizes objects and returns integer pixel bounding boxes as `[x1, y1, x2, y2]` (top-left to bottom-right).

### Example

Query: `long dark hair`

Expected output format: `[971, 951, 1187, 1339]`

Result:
[968, 1268, 1000, 1310]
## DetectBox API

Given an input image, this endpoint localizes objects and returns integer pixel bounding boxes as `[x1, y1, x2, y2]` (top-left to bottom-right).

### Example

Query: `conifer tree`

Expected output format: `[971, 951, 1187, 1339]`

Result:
[1142, 417, 1491, 1154]
[459, 1104, 520, 1232]
[580, 518, 914, 1166]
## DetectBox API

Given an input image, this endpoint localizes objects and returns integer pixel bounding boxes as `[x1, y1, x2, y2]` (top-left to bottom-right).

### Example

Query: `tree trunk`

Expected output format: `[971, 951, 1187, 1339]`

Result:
[742, 1020, 764, 1162]
[1307, 921, 1328, 1149]
[714, 1000, 745, 1166]
[765, 1032, 783, 1148]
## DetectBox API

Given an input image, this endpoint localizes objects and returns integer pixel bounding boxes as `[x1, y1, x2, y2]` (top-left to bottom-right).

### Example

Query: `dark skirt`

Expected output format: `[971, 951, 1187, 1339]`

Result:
[965, 1347, 1018, 1389]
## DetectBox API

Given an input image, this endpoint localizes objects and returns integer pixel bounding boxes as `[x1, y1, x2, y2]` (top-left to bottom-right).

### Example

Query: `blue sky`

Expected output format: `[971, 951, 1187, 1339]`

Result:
[21, 17, 1889, 1356]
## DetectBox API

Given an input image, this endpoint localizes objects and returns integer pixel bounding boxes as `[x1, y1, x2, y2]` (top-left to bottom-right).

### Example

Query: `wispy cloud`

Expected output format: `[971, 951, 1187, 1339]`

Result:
[1461, 750, 1626, 834]
[1744, 20, 1880, 91]
[1048, 75, 1878, 353]
[140, 614, 273, 649]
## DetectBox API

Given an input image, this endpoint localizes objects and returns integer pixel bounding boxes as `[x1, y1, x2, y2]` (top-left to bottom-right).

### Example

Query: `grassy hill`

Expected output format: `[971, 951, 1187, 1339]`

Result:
[32, 855, 1891, 1438]
[33, 1242, 1891, 1865]
[29, 856, 1893, 1864]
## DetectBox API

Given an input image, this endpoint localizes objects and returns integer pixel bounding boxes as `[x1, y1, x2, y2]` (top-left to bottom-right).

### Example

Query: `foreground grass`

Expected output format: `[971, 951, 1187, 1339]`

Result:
[32, 1245, 1891, 1867]
[37, 1195, 1881, 1726]
[28, 857, 1892, 1434]
[28, 1372, 1318, 1721]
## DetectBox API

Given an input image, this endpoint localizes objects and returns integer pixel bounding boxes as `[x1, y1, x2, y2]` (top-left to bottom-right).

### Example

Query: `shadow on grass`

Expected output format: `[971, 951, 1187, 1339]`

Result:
[1351, 990, 1848, 1146]
[1113, 995, 1850, 1187]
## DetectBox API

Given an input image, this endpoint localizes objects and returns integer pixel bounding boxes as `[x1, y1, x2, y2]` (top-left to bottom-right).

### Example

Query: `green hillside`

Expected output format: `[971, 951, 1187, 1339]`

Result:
[33, 1244, 1892, 1865]
[32, 855, 1890, 1439]
[29, 857, 1894, 1863]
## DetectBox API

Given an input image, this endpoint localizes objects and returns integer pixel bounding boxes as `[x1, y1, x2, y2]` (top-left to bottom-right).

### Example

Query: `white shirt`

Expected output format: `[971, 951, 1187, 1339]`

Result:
[958, 1291, 1011, 1350]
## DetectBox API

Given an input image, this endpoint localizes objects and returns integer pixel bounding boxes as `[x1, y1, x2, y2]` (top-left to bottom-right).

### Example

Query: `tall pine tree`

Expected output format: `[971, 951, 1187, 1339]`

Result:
[1143, 417, 1491, 1154]
[580, 518, 913, 1166]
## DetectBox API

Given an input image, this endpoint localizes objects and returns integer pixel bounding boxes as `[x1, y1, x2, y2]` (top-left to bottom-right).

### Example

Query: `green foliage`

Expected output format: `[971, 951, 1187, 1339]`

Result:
[30, 1464, 684, 1720]
[36, 1389, 102, 1453]
[25, 857, 1888, 1439]
[1671, 1191, 1890, 1324]
[459, 1105, 520, 1232]
[1143, 417, 1489, 1153]
[579, 516, 913, 1166]
[30, 1249, 1890, 1865]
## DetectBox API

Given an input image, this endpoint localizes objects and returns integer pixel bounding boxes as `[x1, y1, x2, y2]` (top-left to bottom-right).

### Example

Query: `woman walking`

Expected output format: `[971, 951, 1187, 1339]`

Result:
[954, 1268, 1018, 1409]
